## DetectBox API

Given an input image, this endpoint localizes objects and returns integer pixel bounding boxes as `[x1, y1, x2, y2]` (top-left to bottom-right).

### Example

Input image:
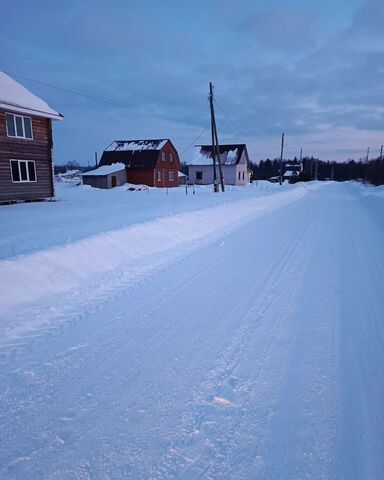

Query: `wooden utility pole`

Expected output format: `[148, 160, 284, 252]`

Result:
[364, 146, 370, 183]
[380, 145, 383, 160]
[279, 133, 284, 185]
[95, 151, 98, 167]
[209, 82, 225, 192]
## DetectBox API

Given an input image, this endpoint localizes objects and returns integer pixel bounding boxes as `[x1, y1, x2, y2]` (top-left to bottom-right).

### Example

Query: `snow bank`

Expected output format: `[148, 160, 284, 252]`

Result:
[0, 186, 310, 314]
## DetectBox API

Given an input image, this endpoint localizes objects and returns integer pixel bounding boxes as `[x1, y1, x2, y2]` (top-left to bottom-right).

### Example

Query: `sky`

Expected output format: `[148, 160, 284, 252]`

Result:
[1, 0, 384, 164]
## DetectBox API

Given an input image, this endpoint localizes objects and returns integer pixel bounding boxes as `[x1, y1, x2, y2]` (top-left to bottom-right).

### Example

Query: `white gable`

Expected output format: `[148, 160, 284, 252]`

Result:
[0, 71, 63, 120]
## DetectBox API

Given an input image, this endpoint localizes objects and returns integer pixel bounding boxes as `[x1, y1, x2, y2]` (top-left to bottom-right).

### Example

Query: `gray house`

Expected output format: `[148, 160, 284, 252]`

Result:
[187, 144, 250, 186]
[81, 163, 126, 189]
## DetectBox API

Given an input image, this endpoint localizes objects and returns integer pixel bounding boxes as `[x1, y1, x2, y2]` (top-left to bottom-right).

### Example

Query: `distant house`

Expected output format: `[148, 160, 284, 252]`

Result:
[81, 163, 127, 189]
[283, 163, 302, 182]
[178, 171, 187, 185]
[98, 139, 180, 188]
[58, 169, 81, 182]
[0, 71, 63, 203]
[187, 144, 250, 186]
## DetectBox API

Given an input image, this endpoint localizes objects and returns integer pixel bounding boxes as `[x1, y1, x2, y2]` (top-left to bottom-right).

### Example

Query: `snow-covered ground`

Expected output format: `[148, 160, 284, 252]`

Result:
[0, 181, 285, 260]
[0, 181, 383, 479]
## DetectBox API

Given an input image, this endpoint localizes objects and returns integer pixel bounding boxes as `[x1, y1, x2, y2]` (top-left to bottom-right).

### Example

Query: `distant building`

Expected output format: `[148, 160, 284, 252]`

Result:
[98, 139, 180, 188]
[178, 171, 187, 185]
[187, 144, 250, 186]
[81, 163, 127, 189]
[58, 169, 81, 182]
[0, 71, 63, 203]
[283, 163, 302, 182]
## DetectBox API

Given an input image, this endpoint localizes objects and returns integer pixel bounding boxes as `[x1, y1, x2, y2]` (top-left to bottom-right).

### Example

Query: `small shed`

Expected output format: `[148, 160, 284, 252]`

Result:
[81, 163, 126, 189]
[178, 171, 187, 185]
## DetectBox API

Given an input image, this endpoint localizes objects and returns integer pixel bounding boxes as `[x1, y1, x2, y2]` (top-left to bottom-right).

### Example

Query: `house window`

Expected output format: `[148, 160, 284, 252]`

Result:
[161, 152, 166, 161]
[156, 170, 162, 181]
[238, 171, 241, 180]
[10, 160, 37, 182]
[169, 152, 174, 163]
[196, 171, 203, 180]
[242, 171, 245, 180]
[6, 113, 33, 139]
[168, 171, 175, 181]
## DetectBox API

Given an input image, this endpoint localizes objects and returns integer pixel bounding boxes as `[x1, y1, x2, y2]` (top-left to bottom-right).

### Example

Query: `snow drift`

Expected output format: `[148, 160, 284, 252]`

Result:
[0, 186, 309, 314]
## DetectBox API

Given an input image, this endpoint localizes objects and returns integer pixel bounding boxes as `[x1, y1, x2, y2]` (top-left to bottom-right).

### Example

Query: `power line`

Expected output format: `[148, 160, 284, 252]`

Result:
[180, 123, 210, 155]
[1, 67, 189, 124]
[214, 96, 259, 139]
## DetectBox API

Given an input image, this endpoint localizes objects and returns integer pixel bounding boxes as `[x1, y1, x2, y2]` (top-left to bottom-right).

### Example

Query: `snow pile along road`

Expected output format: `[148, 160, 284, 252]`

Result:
[0, 186, 310, 314]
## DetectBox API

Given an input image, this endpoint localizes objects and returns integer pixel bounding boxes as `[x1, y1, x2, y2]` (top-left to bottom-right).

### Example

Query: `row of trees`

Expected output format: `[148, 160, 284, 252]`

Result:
[250, 157, 384, 185]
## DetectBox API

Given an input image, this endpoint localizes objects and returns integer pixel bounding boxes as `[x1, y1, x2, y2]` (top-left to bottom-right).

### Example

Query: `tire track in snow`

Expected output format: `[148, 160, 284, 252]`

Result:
[150, 213, 321, 479]
[0, 187, 314, 371]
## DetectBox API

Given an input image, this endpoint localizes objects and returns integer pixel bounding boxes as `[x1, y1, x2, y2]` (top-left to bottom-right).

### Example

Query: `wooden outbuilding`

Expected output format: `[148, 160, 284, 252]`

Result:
[81, 163, 127, 189]
[99, 139, 180, 188]
[0, 71, 63, 203]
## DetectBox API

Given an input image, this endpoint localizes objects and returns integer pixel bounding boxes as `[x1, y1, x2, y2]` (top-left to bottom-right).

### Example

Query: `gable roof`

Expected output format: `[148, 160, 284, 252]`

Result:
[81, 163, 126, 177]
[187, 144, 247, 166]
[100, 139, 171, 169]
[0, 71, 63, 120]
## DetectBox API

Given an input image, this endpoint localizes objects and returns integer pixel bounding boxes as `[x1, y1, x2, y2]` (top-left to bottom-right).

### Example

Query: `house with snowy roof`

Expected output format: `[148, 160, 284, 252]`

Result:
[186, 144, 251, 186]
[98, 139, 180, 188]
[81, 163, 127, 189]
[283, 163, 302, 182]
[0, 71, 63, 203]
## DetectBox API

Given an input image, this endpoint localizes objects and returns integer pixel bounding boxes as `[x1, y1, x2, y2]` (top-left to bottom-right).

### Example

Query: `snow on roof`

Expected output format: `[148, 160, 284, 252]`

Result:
[283, 170, 298, 177]
[105, 139, 168, 152]
[178, 171, 187, 177]
[186, 145, 243, 166]
[60, 169, 81, 177]
[82, 163, 126, 176]
[0, 71, 63, 120]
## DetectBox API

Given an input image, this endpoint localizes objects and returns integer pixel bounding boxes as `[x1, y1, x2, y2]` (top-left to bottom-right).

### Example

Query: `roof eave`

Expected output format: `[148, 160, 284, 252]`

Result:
[0, 101, 63, 120]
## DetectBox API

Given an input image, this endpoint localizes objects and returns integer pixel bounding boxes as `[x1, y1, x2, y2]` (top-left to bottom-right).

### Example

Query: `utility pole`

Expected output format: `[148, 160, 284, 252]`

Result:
[208, 82, 225, 192]
[209, 83, 218, 192]
[380, 145, 383, 160]
[95, 151, 98, 167]
[279, 133, 284, 185]
[364, 146, 370, 183]
[299, 147, 303, 175]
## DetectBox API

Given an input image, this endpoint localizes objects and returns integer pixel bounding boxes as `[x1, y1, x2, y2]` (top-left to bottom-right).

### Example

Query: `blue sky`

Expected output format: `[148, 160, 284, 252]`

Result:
[1, 0, 383, 164]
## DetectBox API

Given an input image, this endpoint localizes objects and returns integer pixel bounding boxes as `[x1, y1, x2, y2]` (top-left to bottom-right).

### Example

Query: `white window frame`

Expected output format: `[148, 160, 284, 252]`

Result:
[156, 170, 162, 181]
[10, 159, 37, 183]
[169, 152, 174, 163]
[6, 113, 34, 140]
[161, 152, 166, 162]
[168, 171, 175, 181]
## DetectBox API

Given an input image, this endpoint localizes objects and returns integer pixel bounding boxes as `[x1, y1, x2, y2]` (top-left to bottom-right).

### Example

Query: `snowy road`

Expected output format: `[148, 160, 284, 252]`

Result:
[0, 182, 383, 479]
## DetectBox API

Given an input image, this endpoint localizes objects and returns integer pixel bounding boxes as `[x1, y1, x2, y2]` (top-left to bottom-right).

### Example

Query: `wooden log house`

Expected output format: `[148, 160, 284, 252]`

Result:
[0, 71, 63, 203]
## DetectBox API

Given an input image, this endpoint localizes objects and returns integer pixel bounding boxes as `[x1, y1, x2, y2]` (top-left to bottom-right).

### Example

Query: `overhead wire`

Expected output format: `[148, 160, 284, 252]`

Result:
[1, 67, 190, 125]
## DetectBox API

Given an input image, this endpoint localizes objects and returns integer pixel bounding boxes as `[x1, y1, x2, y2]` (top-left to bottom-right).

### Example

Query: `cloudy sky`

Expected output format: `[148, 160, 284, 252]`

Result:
[1, 0, 384, 164]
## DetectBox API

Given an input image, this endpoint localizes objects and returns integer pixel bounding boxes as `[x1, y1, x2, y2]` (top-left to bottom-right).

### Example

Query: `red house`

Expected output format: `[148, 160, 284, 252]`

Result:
[0, 71, 63, 203]
[99, 139, 180, 188]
